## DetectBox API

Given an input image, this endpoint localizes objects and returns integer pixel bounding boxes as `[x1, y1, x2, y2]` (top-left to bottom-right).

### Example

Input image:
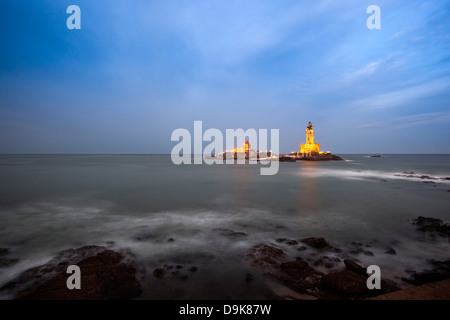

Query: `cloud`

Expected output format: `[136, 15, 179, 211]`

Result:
[350, 78, 450, 109]
[345, 61, 380, 81]
[356, 111, 450, 129]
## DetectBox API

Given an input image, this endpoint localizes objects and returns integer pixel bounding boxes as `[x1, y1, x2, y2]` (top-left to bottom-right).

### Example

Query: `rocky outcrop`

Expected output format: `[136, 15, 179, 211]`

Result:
[299, 237, 341, 252]
[344, 259, 366, 276]
[410, 216, 450, 236]
[395, 172, 450, 182]
[153, 264, 199, 280]
[214, 228, 248, 239]
[349, 241, 374, 256]
[0, 247, 18, 268]
[1, 245, 141, 300]
[297, 154, 344, 161]
[403, 259, 450, 285]
[321, 271, 370, 295]
[320, 265, 399, 299]
[278, 156, 296, 162]
[385, 248, 396, 255]
[246, 236, 403, 300]
[277, 258, 324, 294]
[276, 238, 298, 245]
[300, 237, 329, 249]
[247, 244, 285, 268]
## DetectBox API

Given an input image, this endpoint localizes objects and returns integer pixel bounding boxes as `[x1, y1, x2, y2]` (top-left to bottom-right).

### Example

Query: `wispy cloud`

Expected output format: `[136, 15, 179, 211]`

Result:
[345, 62, 380, 81]
[351, 78, 450, 110]
[356, 111, 450, 129]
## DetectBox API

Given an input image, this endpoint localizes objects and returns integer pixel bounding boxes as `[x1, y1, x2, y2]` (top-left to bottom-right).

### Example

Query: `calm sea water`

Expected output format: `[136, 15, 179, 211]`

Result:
[0, 154, 449, 298]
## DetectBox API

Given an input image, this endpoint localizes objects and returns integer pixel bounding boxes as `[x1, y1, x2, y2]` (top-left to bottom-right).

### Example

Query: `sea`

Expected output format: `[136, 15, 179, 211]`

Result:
[0, 154, 449, 299]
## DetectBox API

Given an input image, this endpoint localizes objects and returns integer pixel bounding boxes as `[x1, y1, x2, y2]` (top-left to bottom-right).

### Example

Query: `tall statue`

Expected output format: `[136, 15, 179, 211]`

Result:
[306, 121, 314, 144]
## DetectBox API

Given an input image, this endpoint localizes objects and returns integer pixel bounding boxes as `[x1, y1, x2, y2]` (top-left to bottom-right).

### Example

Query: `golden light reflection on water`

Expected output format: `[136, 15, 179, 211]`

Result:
[298, 162, 320, 214]
[232, 164, 251, 205]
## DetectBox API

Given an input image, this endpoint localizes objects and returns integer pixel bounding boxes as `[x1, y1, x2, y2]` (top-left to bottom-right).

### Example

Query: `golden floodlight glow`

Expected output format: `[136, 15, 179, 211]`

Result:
[300, 121, 320, 155]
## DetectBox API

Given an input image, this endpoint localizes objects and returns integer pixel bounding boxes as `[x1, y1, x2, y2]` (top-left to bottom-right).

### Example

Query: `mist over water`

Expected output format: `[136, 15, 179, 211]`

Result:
[0, 154, 449, 298]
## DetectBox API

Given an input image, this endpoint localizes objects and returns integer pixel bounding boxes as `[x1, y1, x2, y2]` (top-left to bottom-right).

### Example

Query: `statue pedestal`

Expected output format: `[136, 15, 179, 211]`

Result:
[300, 143, 320, 155]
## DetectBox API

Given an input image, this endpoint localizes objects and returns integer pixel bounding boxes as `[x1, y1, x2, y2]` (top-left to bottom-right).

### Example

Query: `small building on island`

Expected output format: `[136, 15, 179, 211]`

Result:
[212, 140, 274, 160]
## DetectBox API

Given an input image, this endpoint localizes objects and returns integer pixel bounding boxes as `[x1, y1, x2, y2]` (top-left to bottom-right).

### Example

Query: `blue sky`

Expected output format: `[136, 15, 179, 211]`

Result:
[1, 0, 449, 153]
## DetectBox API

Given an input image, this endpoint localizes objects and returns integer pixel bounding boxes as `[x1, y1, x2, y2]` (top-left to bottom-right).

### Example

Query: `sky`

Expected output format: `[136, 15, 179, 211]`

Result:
[0, 0, 449, 154]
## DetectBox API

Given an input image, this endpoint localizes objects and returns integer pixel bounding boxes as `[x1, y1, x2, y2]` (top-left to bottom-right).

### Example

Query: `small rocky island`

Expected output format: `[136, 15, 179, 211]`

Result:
[280, 122, 343, 161]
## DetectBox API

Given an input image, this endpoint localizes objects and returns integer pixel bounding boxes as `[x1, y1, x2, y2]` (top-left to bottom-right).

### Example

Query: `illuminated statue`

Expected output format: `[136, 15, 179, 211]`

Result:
[300, 121, 320, 155]
[306, 121, 314, 144]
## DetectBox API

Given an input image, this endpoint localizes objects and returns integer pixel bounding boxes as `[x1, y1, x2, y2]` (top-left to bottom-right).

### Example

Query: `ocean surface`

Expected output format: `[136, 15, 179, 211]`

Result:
[0, 154, 449, 299]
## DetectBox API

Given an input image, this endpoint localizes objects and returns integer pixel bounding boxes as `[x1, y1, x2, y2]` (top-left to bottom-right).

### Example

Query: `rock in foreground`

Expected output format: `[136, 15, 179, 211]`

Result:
[300, 237, 329, 249]
[1, 245, 141, 300]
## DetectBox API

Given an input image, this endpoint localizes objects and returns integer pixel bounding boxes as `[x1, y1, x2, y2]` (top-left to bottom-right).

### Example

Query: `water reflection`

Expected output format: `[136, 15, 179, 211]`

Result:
[298, 162, 320, 213]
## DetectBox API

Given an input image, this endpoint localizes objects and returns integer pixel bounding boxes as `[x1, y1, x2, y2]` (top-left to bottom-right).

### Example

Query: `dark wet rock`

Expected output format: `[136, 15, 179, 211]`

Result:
[167, 238, 175, 242]
[385, 248, 396, 255]
[279, 156, 296, 162]
[410, 216, 450, 236]
[395, 173, 440, 180]
[411, 271, 443, 284]
[176, 265, 183, 269]
[179, 275, 188, 281]
[214, 228, 248, 239]
[275, 225, 287, 230]
[321, 271, 369, 295]
[351, 242, 363, 247]
[277, 238, 298, 245]
[320, 270, 398, 299]
[0, 257, 19, 267]
[313, 256, 340, 269]
[245, 274, 253, 283]
[344, 259, 366, 276]
[189, 266, 198, 272]
[247, 244, 285, 268]
[297, 246, 307, 251]
[153, 268, 166, 278]
[2, 246, 141, 300]
[135, 233, 156, 241]
[363, 251, 374, 256]
[404, 259, 450, 285]
[350, 248, 363, 255]
[300, 237, 329, 249]
[412, 216, 442, 226]
[1, 245, 100, 295]
[0, 248, 19, 268]
[296, 154, 344, 161]
[172, 270, 180, 276]
[277, 258, 324, 293]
